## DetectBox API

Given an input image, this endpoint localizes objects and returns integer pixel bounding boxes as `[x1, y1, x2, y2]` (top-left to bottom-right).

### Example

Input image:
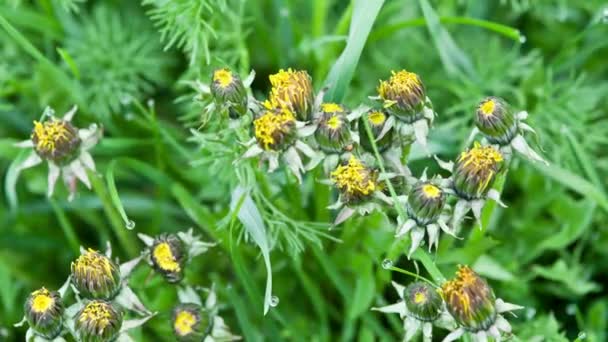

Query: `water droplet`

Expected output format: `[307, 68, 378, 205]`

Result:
[577, 332, 587, 340]
[566, 304, 577, 315]
[519, 35, 527, 44]
[525, 307, 536, 320]
[381, 259, 393, 269]
[602, 8, 608, 23]
[125, 220, 136, 230]
[269, 295, 279, 307]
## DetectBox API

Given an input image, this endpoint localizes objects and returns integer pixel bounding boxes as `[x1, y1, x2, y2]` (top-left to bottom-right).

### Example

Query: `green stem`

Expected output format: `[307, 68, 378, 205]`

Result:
[89, 172, 138, 257]
[49, 199, 80, 255]
[388, 265, 437, 287]
[361, 116, 445, 284]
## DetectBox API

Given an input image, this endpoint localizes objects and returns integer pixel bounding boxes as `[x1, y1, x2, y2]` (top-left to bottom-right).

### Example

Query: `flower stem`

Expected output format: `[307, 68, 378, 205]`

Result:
[49, 198, 80, 255]
[361, 116, 445, 283]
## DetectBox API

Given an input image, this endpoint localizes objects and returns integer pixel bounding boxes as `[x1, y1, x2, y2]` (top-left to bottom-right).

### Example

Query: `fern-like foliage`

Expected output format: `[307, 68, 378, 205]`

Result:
[142, 0, 246, 66]
[65, 4, 173, 119]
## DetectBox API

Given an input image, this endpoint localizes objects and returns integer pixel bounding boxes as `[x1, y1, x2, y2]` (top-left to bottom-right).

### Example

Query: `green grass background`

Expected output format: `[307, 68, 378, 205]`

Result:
[1, 0, 607, 341]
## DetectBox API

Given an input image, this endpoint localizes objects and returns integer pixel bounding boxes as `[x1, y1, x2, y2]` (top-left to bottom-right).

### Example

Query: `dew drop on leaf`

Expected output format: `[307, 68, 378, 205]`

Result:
[126, 220, 136, 230]
[269, 295, 279, 307]
[381, 259, 393, 269]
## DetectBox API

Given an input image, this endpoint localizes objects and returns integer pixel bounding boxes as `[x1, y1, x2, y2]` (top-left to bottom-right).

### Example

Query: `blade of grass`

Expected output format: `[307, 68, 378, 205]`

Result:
[417, 0, 476, 79]
[323, 0, 385, 102]
[370, 16, 522, 43]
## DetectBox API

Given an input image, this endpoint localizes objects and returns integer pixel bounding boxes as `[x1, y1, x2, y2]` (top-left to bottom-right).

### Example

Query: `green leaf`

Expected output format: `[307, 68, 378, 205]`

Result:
[417, 0, 476, 78]
[530, 162, 608, 213]
[323, 0, 384, 102]
[531, 260, 600, 298]
[4, 149, 29, 209]
[57, 47, 80, 79]
[472, 254, 515, 282]
[230, 186, 273, 315]
[347, 261, 375, 320]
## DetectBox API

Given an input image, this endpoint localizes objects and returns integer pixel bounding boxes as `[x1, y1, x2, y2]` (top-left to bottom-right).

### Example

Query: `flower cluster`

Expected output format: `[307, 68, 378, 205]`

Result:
[206, 67, 546, 254]
[17, 244, 153, 341]
[374, 266, 522, 341]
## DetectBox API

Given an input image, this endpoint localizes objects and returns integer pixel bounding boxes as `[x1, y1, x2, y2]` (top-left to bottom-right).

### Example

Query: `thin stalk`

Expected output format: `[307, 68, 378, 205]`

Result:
[361, 118, 445, 283]
[49, 199, 80, 255]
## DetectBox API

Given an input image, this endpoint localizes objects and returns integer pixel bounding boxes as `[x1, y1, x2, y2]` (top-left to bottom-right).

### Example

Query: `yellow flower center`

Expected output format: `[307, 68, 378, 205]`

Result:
[79, 301, 113, 329]
[458, 142, 503, 193]
[174, 310, 197, 336]
[326, 115, 342, 130]
[422, 184, 441, 198]
[378, 70, 421, 99]
[32, 120, 71, 153]
[213, 69, 233, 88]
[254, 109, 295, 150]
[479, 99, 495, 116]
[72, 249, 116, 283]
[331, 156, 376, 196]
[31, 288, 54, 313]
[368, 111, 386, 125]
[321, 103, 343, 113]
[152, 242, 181, 272]
[414, 291, 427, 304]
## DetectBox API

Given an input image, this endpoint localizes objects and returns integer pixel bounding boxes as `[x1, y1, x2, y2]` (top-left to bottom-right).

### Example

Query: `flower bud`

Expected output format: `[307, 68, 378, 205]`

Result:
[314, 103, 352, 153]
[210, 68, 248, 118]
[76, 300, 122, 342]
[453, 143, 503, 200]
[359, 109, 394, 153]
[172, 304, 212, 342]
[71, 249, 121, 300]
[474, 97, 516, 145]
[404, 282, 442, 322]
[31, 119, 81, 165]
[151, 234, 186, 283]
[378, 70, 426, 123]
[253, 108, 297, 151]
[266, 68, 314, 121]
[24, 288, 64, 339]
[407, 181, 446, 225]
[442, 266, 497, 332]
[331, 156, 378, 205]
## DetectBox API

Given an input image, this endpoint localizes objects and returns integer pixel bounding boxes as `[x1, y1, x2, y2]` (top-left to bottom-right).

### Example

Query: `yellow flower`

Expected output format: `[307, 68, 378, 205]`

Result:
[71, 249, 121, 299]
[25, 287, 64, 339]
[210, 68, 248, 118]
[31, 119, 81, 164]
[266, 68, 314, 121]
[253, 108, 296, 151]
[150, 234, 186, 283]
[172, 304, 211, 341]
[331, 156, 377, 204]
[377, 70, 426, 122]
[453, 142, 503, 199]
[442, 266, 497, 332]
[76, 300, 122, 341]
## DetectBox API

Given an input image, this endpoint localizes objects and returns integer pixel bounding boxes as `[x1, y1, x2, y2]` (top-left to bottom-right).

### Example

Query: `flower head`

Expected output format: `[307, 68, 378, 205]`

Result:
[253, 108, 297, 151]
[378, 70, 426, 122]
[14, 106, 101, 200]
[71, 249, 121, 300]
[151, 234, 186, 283]
[31, 119, 81, 165]
[475, 97, 516, 145]
[210, 68, 248, 118]
[442, 266, 497, 332]
[172, 304, 212, 341]
[76, 300, 122, 342]
[453, 143, 503, 200]
[24, 287, 64, 339]
[314, 103, 352, 153]
[265, 68, 314, 121]
[407, 181, 446, 226]
[404, 282, 443, 322]
[359, 109, 394, 153]
[331, 156, 378, 204]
